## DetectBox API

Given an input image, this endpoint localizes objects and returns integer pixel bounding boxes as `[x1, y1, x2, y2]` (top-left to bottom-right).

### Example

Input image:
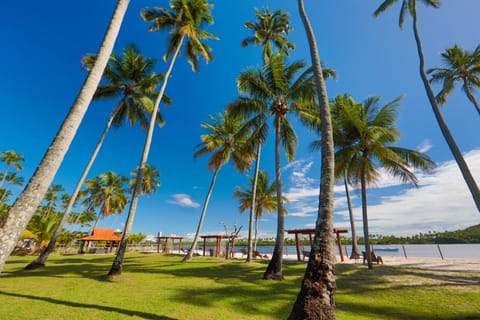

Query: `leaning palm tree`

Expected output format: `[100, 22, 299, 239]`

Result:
[374, 1, 480, 214]
[427, 44, 480, 115]
[233, 171, 287, 251]
[231, 53, 316, 280]
[0, 0, 130, 273]
[335, 95, 435, 269]
[108, 0, 218, 276]
[182, 112, 254, 262]
[25, 45, 165, 270]
[289, 0, 337, 317]
[240, 7, 294, 263]
[0, 150, 24, 189]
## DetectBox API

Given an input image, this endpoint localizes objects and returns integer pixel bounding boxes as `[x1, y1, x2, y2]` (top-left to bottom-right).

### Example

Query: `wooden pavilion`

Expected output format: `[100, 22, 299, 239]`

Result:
[286, 228, 349, 262]
[200, 234, 238, 257]
[156, 233, 184, 254]
[80, 228, 122, 253]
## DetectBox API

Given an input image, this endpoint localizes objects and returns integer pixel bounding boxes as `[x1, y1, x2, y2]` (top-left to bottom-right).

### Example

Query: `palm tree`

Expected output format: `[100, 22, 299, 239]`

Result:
[233, 171, 286, 251]
[231, 53, 316, 280]
[182, 112, 254, 262]
[242, 8, 295, 64]
[334, 95, 435, 269]
[0, 172, 24, 204]
[240, 7, 294, 263]
[129, 163, 161, 196]
[108, 0, 218, 276]
[289, 0, 337, 317]
[81, 172, 129, 233]
[0, 0, 130, 273]
[40, 184, 64, 219]
[427, 44, 480, 114]
[26, 45, 165, 270]
[374, 1, 480, 214]
[0, 150, 24, 189]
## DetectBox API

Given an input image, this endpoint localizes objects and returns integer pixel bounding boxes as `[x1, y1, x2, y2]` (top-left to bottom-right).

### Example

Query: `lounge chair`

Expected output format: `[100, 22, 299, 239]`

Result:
[362, 251, 383, 264]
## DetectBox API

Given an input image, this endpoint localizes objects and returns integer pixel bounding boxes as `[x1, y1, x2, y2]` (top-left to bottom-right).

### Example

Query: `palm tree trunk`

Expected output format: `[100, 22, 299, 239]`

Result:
[182, 168, 220, 262]
[289, 0, 336, 318]
[463, 79, 480, 115]
[345, 176, 361, 259]
[360, 164, 373, 270]
[26, 111, 118, 269]
[0, 166, 11, 189]
[411, 10, 480, 214]
[254, 212, 259, 252]
[0, 0, 130, 274]
[108, 37, 184, 276]
[263, 115, 285, 280]
[247, 144, 261, 263]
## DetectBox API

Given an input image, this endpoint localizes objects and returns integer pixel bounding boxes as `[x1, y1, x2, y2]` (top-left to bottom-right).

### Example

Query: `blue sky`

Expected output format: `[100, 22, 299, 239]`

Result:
[1, 0, 479, 240]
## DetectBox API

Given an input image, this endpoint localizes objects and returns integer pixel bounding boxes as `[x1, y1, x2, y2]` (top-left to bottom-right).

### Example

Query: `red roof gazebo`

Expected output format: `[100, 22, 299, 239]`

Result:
[80, 228, 122, 253]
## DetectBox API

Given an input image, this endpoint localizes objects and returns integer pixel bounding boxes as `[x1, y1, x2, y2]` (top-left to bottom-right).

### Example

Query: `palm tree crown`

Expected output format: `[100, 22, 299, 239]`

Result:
[374, 0, 440, 28]
[427, 44, 480, 113]
[129, 164, 161, 196]
[141, 0, 219, 72]
[241, 8, 295, 63]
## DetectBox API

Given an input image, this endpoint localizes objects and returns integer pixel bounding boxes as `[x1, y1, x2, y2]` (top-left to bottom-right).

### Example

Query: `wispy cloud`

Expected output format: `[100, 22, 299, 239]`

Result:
[167, 194, 200, 208]
[417, 139, 433, 153]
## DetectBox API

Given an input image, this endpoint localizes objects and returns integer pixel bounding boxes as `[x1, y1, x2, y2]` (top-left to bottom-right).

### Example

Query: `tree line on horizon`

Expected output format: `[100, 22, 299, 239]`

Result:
[1, 0, 479, 319]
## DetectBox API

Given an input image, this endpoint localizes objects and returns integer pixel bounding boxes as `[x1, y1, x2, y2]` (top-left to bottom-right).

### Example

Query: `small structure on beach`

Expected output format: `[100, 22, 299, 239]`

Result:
[286, 228, 349, 262]
[200, 234, 238, 257]
[80, 228, 122, 253]
[156, 233, 184, 254]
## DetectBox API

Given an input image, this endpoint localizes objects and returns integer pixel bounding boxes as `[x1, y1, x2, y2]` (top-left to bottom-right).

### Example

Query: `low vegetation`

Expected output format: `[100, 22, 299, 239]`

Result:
[1, 253, 479, 319]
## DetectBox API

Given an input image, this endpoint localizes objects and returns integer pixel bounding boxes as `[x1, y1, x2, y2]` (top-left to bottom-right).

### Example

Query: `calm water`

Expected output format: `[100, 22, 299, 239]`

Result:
[255, 244, 480, 259]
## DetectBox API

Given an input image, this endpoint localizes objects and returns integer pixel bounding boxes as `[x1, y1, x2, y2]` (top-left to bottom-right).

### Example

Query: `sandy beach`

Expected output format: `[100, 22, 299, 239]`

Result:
[348, 256, 480, 272]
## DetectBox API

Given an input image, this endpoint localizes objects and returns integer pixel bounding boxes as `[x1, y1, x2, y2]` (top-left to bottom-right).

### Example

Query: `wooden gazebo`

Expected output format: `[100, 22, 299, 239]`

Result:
[80, 228, 122, 253]
[286, 228, 349, 262]
[156, 233, 184, 254]
[200, 234, 238, 257]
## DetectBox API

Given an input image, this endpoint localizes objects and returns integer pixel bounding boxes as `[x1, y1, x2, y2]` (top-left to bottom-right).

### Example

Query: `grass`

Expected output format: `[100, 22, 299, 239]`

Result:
[1, 253, 479, 320]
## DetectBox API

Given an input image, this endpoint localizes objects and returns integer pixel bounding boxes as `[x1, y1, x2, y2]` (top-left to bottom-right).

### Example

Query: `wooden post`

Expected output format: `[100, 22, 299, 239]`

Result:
[336, 230, 344, 262]
[294, 232, 301, 262]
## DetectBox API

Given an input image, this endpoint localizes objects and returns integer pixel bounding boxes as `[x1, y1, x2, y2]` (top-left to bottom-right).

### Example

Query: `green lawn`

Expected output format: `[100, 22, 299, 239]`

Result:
[1, 253, 479, 319]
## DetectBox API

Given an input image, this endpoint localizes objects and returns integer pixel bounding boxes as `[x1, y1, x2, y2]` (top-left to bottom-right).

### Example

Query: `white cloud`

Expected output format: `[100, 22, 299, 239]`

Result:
[417, 139, 433, 153]
[167, 194, 200, 208]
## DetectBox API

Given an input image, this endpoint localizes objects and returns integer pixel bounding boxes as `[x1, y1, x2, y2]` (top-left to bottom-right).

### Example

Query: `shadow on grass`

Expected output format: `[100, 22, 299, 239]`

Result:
[0, 290, 176, 320]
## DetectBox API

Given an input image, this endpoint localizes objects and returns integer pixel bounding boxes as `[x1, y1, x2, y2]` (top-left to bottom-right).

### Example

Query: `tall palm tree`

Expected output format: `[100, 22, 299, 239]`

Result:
[240, 7, 294, 263]
[0, 0, 130, 273]
[427, 44, 480, 114]
[242, 8, 295, 64]
[231, 53, 316, 280]
[289, 0, 337, 317]
[233, 171, 286, 251]
[26, 45, 165, 270]
[0, 150, 24, 189]
[109, 0, 218, 276]
[41, 184, 64, 219]
[129, 163, 161, 196]
[374, 1, 480, 214]
[182, 112, 254, 262]
[334, 95, 435, 269]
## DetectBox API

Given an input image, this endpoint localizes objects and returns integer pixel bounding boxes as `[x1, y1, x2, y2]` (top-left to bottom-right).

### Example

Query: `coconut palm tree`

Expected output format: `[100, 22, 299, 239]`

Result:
[427, 44, 480, 114]
[0, 150, 24, 189]
[40, 184, 64, 219]
[182, 112, 254, 262]
[374, 1, 480, 214]
[233, 171, 287, 251]
[0, 0, 130, 273]
[108, 0, 219, 276]
[289, 0, 337, 317]
[0, 172, 24, 204]
[334, 95, 435, 269]
[231, 53, 316, 280]
[242, 7, 295, 64]
[25, 45, 165, 270]
[240, 7, 294, 262]
[129, 163, 161, 196]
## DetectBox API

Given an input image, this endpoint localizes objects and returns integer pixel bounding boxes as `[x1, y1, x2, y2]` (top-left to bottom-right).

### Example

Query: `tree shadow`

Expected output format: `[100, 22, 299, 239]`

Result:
[0, 290, 176, 320]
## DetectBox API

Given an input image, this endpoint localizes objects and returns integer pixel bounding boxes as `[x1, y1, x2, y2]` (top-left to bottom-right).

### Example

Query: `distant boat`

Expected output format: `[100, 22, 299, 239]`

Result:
[374, 247, 399, 252]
